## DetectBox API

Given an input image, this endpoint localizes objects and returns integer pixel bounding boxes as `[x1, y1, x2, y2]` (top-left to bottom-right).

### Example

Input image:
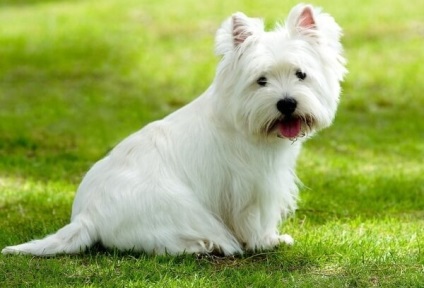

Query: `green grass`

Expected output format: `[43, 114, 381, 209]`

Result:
[1, 0, 423, 287]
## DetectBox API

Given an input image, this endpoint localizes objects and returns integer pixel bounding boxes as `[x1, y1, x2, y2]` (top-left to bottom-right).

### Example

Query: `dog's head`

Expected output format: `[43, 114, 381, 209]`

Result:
[214, 4, 347, 141]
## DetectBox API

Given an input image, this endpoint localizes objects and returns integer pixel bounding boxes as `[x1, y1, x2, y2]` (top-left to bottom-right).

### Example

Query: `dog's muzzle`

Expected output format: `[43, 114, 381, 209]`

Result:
[275, 98, 301, 138]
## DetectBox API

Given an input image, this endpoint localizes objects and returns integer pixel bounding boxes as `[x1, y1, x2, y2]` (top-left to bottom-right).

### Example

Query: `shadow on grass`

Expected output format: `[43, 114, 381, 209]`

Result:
[2, 247, 318, 286]
[1, 237, 318, 287]
[80, 244, 320, 277]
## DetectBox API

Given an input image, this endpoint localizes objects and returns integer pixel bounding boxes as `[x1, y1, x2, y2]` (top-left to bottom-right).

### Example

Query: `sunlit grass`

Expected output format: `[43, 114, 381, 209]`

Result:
[1, 0, 423, 287]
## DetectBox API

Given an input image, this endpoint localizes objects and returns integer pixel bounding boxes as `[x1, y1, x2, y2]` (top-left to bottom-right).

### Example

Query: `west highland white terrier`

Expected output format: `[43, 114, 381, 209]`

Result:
[3, 4, 346, 256]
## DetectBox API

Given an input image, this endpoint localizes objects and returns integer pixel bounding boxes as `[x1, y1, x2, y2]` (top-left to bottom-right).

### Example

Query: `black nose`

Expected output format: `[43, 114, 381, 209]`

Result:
[277, 97, 297, 115]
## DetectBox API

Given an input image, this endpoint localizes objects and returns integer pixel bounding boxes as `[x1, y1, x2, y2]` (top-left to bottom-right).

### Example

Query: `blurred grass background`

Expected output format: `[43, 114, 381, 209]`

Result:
[0, 0, 423, 287]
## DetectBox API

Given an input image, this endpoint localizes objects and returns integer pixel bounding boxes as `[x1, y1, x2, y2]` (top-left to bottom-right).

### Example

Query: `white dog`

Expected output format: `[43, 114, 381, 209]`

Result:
[2, 4, 346, 256]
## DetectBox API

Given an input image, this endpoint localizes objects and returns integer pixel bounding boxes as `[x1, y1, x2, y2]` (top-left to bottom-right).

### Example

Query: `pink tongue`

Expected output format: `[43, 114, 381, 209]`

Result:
[278, 118, 302, 138]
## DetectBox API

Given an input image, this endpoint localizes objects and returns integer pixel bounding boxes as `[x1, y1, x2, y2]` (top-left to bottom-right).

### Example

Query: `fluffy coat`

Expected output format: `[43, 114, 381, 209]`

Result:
[2, 4, 346, 256]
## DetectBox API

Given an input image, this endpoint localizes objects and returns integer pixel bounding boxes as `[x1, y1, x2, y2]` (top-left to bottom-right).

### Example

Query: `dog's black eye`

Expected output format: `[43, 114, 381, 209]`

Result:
[295, 70, 307, 81]
[257, 76, 267, 87]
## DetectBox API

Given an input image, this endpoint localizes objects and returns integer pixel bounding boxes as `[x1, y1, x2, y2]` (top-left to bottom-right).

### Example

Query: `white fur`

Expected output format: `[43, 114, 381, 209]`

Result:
[2, 4, 346, 256]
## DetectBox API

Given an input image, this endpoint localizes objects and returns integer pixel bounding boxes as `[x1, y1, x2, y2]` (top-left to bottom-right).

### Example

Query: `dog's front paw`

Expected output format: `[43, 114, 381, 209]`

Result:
[277, 234, 294, 246]
[265, 233, 294, 247]
[246, 233, 294, 251]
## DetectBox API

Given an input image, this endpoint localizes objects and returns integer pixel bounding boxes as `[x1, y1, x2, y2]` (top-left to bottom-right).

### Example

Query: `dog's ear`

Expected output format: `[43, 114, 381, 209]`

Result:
[285, 4, 347, 81]
[215, 12, 264, 56]
[285, 4, 318, 38]
[286, 4, 344, 46]
[297, 5, 316, 30]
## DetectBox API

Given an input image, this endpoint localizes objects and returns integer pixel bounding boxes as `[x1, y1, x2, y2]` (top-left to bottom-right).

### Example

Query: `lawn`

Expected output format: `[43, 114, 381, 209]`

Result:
[0, 0, 423, 287]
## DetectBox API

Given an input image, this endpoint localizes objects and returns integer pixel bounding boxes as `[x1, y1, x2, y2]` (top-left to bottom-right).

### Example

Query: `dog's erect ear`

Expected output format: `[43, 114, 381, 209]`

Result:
[232, 13, 255, 46]
[285, 4, 347, 80]
[297, 6, 316, 29]
[215, 12, 264, 56]
[286, 4, 317, 36]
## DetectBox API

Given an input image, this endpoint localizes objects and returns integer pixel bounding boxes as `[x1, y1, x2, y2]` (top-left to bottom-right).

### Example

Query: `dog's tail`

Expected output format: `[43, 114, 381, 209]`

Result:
[1, 216, 97, 256]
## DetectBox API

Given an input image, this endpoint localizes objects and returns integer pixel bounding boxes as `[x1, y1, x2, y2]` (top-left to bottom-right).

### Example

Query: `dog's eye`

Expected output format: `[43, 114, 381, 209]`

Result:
[256, 76, 267, 87]
[295, 70, 307, 81]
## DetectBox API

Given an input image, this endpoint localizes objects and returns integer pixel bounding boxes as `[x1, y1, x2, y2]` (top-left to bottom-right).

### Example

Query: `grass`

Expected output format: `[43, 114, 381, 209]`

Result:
[0, 0, 423, 287]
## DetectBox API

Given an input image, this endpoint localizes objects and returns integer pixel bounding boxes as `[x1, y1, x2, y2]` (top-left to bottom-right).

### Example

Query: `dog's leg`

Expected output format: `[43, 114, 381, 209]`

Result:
[233, 201, 294, 251]
[94, 178, 242, 256]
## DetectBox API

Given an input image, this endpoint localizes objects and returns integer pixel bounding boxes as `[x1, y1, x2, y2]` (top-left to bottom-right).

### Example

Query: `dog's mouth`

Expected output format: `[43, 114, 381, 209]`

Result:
[267, 115, 314, 140]
[278, 117, 302, 138]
